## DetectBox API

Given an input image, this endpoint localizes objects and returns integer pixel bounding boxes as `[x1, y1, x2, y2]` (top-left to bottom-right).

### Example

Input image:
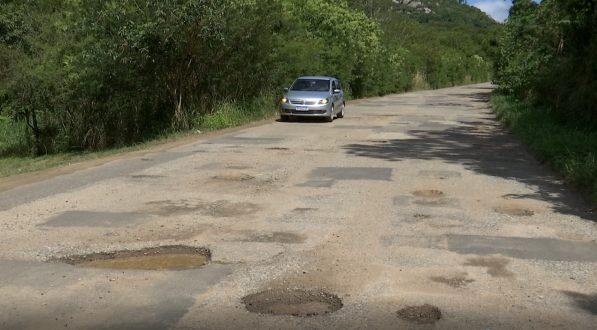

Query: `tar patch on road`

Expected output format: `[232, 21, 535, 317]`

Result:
[52, 245, 210, 270]
[447, 235, 597, 262]
[243, 289, 343, 317]
[464, 256, 514, 277]
[42, 211, 150, 228]
[380, 234, 597, 262]
[144, 199, 263, 218]
[296, 179, 335, 188]
[308, 167, 393, 181]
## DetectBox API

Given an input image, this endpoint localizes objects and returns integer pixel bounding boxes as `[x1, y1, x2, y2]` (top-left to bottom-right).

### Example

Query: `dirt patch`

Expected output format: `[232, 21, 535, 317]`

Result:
[241, 232, 307, 244]
[430, 274, 474, 288]
[293, 208, 318, 213]
[414, 213, 431, 219]
[413, 199, 449, 206]
[412, 190, 444, 198]
[144, 199, 204, 216]
[144, 199, 263, 218]
[396, 304, 442, 324]
[213, 171, 254, 181]
[130, 174, 164, 179]
[494, 206, 534, 216]
[242, 288, 343, 317]
[208, 201, 262, 217]
[225, 165, 254, 170]
[464, 256, 514, 277]
[267, 147, 290, 150]
[51, 245, 210, 270]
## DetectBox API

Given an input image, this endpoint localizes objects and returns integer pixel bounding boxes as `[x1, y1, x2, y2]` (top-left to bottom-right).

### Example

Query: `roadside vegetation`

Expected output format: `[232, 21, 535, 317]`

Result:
[491, 0, 597, 201]
[1, 0, 498, 175]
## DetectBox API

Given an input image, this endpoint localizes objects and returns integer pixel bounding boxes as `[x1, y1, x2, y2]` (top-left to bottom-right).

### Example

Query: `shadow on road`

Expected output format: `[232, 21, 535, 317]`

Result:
[342, 110, 594, 221]
[562, 291, 597, 315]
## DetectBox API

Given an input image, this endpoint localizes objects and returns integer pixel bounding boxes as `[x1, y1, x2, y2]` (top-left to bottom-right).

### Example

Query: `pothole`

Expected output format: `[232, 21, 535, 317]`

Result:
[412, 190, 444, 198]
[397, 304, 442, 324]
[494, 206, 534, 216]
[52, 246, 210, 270]
[242, 289, 343, 317]
[414, 213, 431, 219]
[267, 147, 290, 150]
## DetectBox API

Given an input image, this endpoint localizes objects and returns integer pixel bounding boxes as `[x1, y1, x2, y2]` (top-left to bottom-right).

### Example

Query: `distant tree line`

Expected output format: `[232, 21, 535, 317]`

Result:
[493, 0, 597, 129]
[0, 0, 497, 156]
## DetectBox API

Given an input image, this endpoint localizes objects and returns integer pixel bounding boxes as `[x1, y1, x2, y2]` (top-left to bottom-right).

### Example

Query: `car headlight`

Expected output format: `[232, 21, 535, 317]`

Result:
[319, 98, 330, 104]
[281, 97, 289, 103]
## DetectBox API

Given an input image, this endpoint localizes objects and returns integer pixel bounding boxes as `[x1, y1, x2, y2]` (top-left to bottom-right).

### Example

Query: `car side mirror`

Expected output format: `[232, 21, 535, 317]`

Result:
[284, 87, 289, 92]
[333, 89, 341, 94]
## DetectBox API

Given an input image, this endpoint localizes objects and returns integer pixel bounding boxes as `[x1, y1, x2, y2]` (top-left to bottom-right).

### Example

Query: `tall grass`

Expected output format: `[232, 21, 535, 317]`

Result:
[195, 95, 279, 132]
[0, 119, 29, 157]
[490, 92, 597, 202]
[412, 71, 431, 91]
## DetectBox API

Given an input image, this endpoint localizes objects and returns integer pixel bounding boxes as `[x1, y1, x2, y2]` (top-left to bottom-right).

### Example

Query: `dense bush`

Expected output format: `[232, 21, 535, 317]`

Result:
[0, 0, 496, 157]
[494, 0, 597, 129]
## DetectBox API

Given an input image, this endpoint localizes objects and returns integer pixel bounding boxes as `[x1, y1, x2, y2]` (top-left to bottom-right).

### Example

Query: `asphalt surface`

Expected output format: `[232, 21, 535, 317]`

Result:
[1, 83, 596, 329]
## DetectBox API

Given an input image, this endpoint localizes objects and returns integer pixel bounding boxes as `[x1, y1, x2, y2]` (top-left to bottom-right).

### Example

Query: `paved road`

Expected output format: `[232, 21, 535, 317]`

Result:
[1, 83, 596, 329]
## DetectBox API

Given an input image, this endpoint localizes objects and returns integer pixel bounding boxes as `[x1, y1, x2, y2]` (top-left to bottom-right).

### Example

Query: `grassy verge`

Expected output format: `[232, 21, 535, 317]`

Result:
[0, 97, 279, 178]
[490, 91, 597, 203]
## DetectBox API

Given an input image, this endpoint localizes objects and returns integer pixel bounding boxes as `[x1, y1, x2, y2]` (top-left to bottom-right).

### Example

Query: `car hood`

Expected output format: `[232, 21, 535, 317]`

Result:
[285, 91, 330, 100]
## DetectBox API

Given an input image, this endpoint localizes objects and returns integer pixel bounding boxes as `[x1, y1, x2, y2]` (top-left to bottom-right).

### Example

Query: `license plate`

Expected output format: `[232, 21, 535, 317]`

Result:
[295, 106, 309, 111]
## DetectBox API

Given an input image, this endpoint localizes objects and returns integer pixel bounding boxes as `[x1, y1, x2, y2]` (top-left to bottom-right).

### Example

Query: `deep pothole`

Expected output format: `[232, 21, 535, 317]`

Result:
[397, 304, 442, 324]
[242, 288, 343, 317]
[51, 245, 210, 270]
[412, 190, 444, 198]
[494, 206, 534, 216]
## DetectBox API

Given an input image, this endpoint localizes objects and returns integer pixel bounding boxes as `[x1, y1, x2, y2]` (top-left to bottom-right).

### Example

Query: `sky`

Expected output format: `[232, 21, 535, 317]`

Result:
[469, 0, 541, 23]
[469, 0, 513, 22]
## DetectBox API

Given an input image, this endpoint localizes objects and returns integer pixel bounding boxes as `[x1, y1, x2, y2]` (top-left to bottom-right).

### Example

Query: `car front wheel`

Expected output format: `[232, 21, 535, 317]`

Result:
[337, 102, 345, 118]
[326, 105, 334, 122]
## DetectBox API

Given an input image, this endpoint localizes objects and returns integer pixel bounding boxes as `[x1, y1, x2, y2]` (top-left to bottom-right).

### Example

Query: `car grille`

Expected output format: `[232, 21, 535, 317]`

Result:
[290, 100, 316, 105]
[291, 110, 325, 115]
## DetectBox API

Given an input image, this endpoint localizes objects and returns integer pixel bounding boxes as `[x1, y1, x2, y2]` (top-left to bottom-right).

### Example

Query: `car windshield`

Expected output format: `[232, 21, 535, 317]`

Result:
[290, 79, 330, 92]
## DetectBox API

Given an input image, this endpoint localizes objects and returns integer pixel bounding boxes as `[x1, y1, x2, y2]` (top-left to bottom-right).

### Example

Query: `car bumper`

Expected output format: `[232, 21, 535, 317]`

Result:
[280, 103, 332, 117]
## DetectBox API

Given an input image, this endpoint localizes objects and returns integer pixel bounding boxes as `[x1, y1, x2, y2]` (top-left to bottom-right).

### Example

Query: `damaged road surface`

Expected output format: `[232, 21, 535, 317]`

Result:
[1, 83, 597, 329]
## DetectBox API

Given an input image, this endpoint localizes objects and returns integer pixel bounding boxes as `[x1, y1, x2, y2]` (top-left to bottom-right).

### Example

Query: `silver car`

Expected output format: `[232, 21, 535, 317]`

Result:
[280, 76, 345, 122]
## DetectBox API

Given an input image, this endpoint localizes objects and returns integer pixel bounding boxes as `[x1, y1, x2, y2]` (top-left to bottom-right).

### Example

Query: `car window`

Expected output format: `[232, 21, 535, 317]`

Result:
[290, 79, 330, 92]
[337, 81, 342, 90]
[332, 80, 337, 90]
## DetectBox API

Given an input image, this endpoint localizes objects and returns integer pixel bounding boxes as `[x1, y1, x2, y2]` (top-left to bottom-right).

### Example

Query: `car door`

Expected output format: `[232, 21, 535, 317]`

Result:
[334, 79, 344, 108]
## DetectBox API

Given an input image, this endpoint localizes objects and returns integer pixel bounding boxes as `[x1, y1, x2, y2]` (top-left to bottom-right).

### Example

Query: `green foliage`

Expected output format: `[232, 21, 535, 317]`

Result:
[491, 91, 597, 202]
[0, 0, 497, 161]
[494, 0, 597, 129]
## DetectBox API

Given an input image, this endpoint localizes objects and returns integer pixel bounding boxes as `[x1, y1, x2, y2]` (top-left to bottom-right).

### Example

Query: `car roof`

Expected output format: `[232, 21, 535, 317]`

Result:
[296, 76, 337, 80]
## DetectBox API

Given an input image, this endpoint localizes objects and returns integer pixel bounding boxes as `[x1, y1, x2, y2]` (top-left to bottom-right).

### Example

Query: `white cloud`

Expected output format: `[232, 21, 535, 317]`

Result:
[471, 0, 513, 23]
